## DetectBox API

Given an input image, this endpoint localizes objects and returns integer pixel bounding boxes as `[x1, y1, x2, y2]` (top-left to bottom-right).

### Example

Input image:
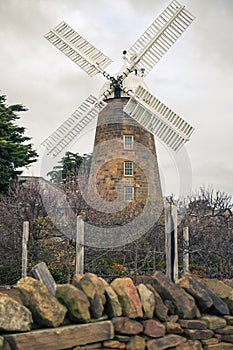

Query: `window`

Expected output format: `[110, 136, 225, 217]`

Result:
[124, 161, 133, 176]
[124, 135, 133, 149]
[124, 186, 134, 201]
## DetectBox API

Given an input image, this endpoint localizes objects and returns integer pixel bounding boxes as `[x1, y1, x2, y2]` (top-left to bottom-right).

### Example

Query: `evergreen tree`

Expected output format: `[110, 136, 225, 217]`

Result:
[0, 94, 38, 193]
[47, 151, 92, 184]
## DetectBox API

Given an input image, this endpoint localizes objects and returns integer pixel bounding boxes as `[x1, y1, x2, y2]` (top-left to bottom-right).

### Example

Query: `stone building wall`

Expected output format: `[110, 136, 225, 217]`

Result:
[88, 97, 163, 219]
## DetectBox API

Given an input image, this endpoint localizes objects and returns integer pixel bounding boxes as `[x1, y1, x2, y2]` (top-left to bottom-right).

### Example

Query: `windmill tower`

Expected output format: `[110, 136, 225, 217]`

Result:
[42, 1, 195, 227]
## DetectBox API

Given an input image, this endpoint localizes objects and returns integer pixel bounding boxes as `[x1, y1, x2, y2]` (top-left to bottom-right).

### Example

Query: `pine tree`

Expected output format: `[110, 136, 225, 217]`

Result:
[0, 94, 38, 193]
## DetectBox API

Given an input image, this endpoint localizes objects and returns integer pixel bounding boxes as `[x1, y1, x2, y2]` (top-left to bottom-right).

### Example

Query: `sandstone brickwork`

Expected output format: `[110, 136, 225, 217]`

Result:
[87, 97, 163, 224]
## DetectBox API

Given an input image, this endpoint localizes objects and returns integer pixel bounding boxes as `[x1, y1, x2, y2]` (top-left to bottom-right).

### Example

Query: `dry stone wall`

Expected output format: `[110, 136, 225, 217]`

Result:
[0, 272, 233, 350]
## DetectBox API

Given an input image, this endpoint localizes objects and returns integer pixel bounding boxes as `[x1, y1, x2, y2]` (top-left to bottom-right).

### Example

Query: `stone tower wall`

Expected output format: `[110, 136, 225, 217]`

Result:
[88, 97, 163, 221]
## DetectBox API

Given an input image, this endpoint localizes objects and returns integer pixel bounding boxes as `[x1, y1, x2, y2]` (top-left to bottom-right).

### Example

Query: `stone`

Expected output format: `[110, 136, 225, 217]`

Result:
[177, 273, 229, 316]
[114, 335, 131, 343]
[103, 340, 126, 349]
[176, 273, 213, 311]
[89, 315, 109, 323]
[195, 307, 202, 319]
[112, 317, 143, 335]
[126, 335, 146, 350]
[85, 273, 106, 304]
[224, 280, 233, 289]
[17, 276, 67, 328]
[224, 316, 233, 325]
[147, 334, 186, 350]
[4, 321, 114, 350]
[149, 271, 197, 319]
[55, 284, 90, 322]
[143, 319, 165, 338]
[214, 325, 233, 334]
[73, 274, 84, 286]
[137, 284, 155, 319]
[183, 329, 214, 340]
[176, 340, 203, 350]
[214, 334, 222, 342]
[99, 277, 122, 318]
[201, 338, 219, 345]
[165, 321, 183, 334]
[178, 319, 207, 330]
[203, 343, 233, 349]
[200, 314, 227, 330]
[203, 279, 233, 314]
[185, 277, 230, 316]
[0, 293, 32, 332]
[111, 278, 143, 318]
[0, 337, 11, 350]
[77, 273, 106, 318]
[164, 299, 176, 315]
[168, 315, 179, 323]
[73, 343, 102, 350]
[31, 262, 56, 295]
[207, 287, 230, 316]
[221, 335, 233, 343]
[145, 284, 168, 321]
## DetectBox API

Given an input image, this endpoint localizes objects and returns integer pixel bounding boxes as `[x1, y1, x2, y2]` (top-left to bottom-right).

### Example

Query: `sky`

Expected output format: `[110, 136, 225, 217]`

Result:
[0, 0, 233, 199]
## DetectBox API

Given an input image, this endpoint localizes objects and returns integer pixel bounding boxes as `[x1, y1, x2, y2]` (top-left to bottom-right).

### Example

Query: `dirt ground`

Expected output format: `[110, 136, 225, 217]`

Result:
[0, 286, 22, 303]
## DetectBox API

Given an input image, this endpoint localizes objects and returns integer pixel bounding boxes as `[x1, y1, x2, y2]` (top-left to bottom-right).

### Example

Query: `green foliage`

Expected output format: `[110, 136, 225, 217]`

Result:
[47, 151, 92, 184]
[0, 94, 38, 193]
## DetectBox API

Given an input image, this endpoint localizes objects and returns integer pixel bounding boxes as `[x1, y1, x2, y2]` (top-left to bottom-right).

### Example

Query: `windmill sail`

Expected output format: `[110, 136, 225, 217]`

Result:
[124, 85, 194, 151]
[42, 1, 195, 156]
[125, 1, 195, 77]
[44, 21, 113, 77]
[41, 95, 106, 157]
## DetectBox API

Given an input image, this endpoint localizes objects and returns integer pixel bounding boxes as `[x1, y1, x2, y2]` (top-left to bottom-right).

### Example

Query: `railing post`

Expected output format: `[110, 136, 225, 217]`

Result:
[165, 204, 178, 282]
[75, 215, 84, 275]
[22, 221, 29, 278]
[183, 226, 189, 273]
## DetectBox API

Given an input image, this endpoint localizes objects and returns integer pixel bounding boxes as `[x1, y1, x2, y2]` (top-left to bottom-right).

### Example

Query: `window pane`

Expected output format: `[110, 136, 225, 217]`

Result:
[124, 161, 133, 175]
[124, 186, 134, 201]
[124, 135, 133, 149]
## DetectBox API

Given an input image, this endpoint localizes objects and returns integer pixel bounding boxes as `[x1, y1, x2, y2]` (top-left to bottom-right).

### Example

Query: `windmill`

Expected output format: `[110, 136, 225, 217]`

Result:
[42, 1, 195, 226]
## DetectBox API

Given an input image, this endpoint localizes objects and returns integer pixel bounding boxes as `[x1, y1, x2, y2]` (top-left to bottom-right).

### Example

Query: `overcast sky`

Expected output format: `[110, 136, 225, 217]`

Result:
[0, 0, 232, 199]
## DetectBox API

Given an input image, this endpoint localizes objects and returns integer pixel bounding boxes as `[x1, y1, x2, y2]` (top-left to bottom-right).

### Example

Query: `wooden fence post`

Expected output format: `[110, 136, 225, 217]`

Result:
[183, 226, 189, 273]
[75, 215, 84, 275]
[165, 204, 178, 282]
[22, 221, 29, 278]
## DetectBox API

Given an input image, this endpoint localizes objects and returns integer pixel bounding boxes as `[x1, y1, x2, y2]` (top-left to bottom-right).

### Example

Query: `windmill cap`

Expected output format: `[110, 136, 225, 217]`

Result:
[99, 64, 149, 99]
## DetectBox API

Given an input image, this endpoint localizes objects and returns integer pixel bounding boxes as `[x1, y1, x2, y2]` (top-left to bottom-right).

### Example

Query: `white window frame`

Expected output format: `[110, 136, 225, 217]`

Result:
[124, 186, 134, 201]
[123, 135, 134, 150]
[124, 161, 133, 176]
